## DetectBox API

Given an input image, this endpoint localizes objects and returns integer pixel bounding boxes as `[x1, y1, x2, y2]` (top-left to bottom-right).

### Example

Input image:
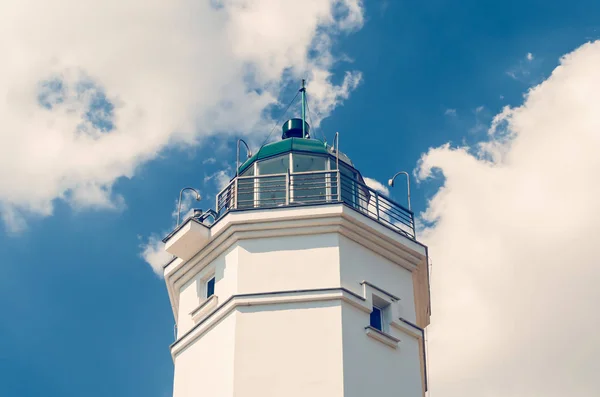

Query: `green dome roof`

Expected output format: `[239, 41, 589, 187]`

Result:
[238, 138, 353, 174]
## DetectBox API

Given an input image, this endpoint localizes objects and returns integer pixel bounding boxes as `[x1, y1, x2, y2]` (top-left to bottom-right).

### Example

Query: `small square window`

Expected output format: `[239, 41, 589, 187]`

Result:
[370, 306, 383, 331]
[206, 277, 215, 299]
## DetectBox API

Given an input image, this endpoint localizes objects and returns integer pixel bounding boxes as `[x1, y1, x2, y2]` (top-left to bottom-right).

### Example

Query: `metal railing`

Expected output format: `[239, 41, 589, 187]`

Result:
[216, 170, 415, 239]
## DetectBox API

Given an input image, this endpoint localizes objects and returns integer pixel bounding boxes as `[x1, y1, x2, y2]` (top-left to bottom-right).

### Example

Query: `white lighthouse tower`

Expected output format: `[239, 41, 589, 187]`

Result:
[161, 85, 431, 397]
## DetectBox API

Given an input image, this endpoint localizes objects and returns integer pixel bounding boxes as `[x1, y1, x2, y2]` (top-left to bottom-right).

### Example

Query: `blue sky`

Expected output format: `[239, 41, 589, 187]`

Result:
[2, 1, 600, 396]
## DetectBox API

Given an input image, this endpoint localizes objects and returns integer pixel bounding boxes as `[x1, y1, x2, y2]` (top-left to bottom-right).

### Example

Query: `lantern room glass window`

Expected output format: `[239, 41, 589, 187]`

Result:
[257, 155, 289, 207]
[238, 162, 256, 209]
[240, 164, 254, 176]
[291, 154, 328, 203]
[233, 151, 363, 209]
[339, 163, 360, 208]
[258, 155, 289, 175]
[292, 154, 327, 173]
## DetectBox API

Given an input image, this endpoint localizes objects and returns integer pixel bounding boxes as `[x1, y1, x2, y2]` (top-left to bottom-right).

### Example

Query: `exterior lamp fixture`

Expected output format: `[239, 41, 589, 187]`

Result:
[388, 171, 411, 212]
[237, 139, 252, 177]
[177, 187, 201, 227]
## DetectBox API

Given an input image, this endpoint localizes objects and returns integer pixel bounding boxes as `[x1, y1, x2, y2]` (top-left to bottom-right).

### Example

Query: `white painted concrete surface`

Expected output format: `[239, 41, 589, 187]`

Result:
[164, 205, 429, 397]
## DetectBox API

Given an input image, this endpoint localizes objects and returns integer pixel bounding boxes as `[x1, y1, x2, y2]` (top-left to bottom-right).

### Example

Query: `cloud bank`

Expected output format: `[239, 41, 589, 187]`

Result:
[0, 0, 364, 232]
[364, 176, 390, 196]
[419, 41, 600, 397]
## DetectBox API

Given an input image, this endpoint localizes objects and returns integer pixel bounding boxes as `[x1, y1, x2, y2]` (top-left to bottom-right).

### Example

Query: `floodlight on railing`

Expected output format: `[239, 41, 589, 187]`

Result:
[388, 171, 411, 212]
[177, 187, 201, 227]
[236, 139, 252, 177]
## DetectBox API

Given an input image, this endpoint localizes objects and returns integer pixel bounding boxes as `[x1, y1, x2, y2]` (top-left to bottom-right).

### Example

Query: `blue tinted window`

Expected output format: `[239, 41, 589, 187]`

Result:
[370, 306, 382, 330]
[206, 277, 215, 298]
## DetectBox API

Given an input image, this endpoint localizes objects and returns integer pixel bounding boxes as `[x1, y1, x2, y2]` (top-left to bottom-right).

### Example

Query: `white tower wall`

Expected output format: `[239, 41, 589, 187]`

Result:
[164, 204, 430, 397]
[234, 301, 345, 396]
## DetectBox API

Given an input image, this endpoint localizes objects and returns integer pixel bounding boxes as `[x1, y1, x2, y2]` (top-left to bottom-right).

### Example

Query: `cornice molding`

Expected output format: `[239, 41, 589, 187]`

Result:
[164, 205, 427, 316]
[170, 287, 366, 359]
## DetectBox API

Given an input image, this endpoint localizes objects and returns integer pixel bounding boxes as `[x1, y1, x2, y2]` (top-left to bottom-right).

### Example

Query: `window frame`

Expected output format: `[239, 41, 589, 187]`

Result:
[205, 276, 215, 299]
[370, 305, 384, 331]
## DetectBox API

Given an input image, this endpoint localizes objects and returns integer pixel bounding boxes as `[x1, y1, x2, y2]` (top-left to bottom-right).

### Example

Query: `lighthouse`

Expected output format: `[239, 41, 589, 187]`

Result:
[161, 84, 431, 397]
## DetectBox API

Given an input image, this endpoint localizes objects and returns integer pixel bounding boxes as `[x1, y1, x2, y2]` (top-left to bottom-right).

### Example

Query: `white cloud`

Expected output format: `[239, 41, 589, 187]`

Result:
[418, 41, 600, 397]
[444, 108, 457, 116]
[304, 70, 362, 127]
[468, 106, 489, 134]
[363, 177, 389, 196]
[0, 0, 364, 232]
[507, 53, 538, 81]
[140, 234, 173, 276]
[204, 169, 233, 191]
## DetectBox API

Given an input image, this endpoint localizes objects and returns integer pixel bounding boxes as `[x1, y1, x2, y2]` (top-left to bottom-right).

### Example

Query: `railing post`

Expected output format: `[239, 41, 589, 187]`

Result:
[253, 175, 258, 208]
[286, 169, 290, 205]
[233, 178, 238, 209]
[337, 171, 342, 202]
[325, 170, 332, 202]
[375, 191, 380, 221]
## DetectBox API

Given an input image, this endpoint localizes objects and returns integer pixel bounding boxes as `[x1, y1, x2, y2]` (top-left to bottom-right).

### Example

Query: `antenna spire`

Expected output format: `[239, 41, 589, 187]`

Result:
[300, 79, 308, 138]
